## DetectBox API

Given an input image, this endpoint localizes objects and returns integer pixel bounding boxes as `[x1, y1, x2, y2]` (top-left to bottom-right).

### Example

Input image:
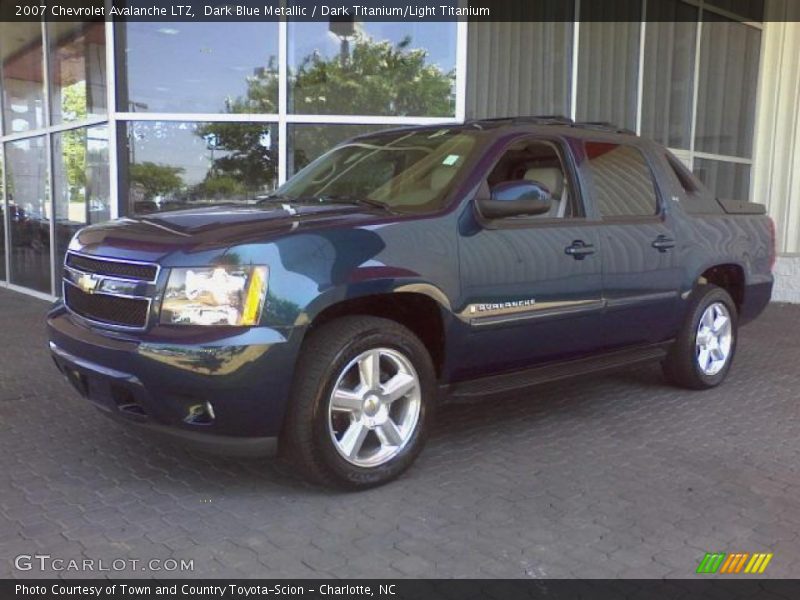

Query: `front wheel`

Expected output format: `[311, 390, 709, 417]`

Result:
[663, 284, 738, 390]
[283, 316, 435, 489]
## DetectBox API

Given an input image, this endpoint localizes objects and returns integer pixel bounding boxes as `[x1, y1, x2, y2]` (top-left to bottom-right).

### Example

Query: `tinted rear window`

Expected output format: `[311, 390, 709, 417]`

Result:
[585, 142, 659, 218]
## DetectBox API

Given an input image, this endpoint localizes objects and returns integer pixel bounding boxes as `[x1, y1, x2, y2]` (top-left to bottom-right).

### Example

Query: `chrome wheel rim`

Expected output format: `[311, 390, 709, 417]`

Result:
[695, 302, 733, 376]
[327, 347, 421, 468]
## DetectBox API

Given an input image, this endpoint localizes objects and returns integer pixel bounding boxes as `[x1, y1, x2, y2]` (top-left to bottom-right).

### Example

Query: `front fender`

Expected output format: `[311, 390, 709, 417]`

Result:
[301, 278, 454, 326]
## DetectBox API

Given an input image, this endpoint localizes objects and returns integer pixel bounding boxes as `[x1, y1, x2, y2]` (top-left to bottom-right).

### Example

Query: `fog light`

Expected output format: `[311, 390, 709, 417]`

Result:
[185, 401, 215, 425]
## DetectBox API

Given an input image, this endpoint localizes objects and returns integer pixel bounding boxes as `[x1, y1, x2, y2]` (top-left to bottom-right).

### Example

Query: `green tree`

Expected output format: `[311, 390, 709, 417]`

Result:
[129, 162, 184, 200]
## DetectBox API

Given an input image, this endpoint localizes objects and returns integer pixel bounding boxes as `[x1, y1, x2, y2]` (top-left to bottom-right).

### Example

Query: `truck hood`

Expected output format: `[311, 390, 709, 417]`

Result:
[70, 203, 383, 263]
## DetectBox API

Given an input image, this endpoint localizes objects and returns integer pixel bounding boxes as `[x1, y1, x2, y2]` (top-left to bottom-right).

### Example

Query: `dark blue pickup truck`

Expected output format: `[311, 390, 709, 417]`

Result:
[47, 117, 774, 488]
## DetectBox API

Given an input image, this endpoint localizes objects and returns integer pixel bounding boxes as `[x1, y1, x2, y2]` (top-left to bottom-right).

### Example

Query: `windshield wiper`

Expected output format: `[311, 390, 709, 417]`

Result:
[316, 194, 396, 213]
[257, 194, 304, 205]
[258, 193, 395, 213]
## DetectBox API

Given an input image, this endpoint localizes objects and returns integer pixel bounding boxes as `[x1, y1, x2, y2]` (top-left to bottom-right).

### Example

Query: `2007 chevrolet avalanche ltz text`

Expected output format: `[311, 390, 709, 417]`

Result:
[47, 117, 774, 489]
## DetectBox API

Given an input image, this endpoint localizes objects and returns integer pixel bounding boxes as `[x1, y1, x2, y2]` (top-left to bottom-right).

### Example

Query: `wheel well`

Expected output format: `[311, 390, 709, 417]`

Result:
[698, 264, 744, 311]
[308, 293, 446, 377]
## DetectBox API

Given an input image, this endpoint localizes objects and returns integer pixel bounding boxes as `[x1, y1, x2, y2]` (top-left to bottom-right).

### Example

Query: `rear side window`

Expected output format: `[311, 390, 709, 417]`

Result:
[584, 142, 659, 218]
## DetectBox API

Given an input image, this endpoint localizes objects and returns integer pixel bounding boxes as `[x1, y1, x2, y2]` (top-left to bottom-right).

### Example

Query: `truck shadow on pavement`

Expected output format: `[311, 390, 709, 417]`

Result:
[91, 360, 676, 495]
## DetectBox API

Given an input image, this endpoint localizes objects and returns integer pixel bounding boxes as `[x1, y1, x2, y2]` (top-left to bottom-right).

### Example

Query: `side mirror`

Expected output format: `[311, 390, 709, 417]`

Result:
[478, 180, 552, 219]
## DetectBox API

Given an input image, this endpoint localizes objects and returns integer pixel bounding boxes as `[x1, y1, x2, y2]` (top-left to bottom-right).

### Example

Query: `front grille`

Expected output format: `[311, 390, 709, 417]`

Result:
[64, 284, 149, 328]
[66, 253, 157, 282]
[63, 252, 158, 329]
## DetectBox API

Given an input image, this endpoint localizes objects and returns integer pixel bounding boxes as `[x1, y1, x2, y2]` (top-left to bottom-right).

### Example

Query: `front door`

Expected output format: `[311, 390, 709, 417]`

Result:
[454, 136, 605, 380]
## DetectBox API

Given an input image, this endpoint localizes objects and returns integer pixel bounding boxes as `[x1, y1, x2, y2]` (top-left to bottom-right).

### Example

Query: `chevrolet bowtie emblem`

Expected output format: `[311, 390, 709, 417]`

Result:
[77, 273, 100, 294]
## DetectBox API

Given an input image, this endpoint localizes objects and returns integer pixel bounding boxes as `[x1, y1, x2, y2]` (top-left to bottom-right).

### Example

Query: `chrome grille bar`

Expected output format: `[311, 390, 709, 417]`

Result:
[62, 252, 161, 331]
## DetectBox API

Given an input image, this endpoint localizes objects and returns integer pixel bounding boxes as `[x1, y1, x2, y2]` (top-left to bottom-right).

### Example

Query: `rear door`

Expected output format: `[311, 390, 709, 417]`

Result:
[582, 140, 683, 346]
[455, 134, 606, 379]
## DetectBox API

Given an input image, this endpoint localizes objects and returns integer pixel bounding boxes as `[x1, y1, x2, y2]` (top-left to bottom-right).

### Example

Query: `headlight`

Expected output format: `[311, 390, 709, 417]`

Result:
[160, 266, 268, 326]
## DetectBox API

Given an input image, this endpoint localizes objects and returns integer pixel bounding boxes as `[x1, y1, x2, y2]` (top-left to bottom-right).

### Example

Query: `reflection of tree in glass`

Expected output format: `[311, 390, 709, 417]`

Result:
[196, 34, 454, 195]
[292, 34, 454, 116]
[63, 129, 87, 203]
[193, 174, 247, 199]
[62, 85, 88, 203]
[193, 121, 277, 201]
[291, 124, 388, 174]
[129, 162, 184, 201]
[1, 156, 12, 198]
[61, 79, 87, 122]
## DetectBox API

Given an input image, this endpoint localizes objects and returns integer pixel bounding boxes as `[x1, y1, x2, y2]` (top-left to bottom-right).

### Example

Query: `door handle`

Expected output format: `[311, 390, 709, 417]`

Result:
[565, 240, 595, 260]
[652, 235, 676, 252]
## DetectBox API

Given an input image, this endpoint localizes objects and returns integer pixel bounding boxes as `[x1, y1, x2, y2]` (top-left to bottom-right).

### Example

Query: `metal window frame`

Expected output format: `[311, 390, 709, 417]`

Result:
[105, 10, 119, 221]
[43, 20, 57, 298]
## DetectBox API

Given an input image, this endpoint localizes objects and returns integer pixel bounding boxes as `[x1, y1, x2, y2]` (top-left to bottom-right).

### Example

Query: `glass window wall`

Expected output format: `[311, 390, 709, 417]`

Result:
[640, 1, 698, 149]
[48, 22, 107, 124]
[0, 146, 5, 282]
[117, 22, 279, 114]
[288, 21, 457, 116]
[694, 158, 751, 202]
[122, 121, 278, 215]
[5, 135, 49, 293]
[695, 12, 761, 158]
[53, 125, 109, 270]
[288, 124, 393, 177]
[1, 22, 45, 134]
[576, 0, 642, 130]
[465, 21, 572, 119]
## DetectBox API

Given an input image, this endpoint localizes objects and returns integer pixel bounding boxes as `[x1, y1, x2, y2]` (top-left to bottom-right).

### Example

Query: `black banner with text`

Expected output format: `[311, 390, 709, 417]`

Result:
[0, 0, 790, 23]
[5, 579, 800, 600]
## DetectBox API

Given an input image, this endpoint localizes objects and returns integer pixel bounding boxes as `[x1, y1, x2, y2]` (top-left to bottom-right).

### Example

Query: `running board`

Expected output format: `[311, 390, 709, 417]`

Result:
[444, 342, 673, 400]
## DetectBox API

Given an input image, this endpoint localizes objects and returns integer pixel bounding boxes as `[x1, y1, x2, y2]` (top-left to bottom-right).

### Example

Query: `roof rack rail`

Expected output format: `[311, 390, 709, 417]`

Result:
[465, 115, 636, 135]
[466, 115, 574, 126]
[571, 121, 636, 135]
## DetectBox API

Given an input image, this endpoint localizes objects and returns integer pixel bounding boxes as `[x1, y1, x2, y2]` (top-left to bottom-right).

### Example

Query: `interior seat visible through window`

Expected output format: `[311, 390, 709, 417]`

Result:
[523, 167, 567, 218]
[392, 165, 458, 207]
[485, 139, 576, 220]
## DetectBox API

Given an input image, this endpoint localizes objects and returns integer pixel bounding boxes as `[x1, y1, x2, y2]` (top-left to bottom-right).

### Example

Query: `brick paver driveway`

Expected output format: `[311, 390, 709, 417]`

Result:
[1, 288, 799, 578]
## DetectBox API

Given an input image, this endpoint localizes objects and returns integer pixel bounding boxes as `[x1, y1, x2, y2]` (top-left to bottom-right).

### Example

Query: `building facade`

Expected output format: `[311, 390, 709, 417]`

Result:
[1, 0, 799, 301]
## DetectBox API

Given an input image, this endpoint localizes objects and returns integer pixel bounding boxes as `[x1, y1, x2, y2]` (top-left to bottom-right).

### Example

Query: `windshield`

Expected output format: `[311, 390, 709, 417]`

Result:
[273, 128, 480, 213]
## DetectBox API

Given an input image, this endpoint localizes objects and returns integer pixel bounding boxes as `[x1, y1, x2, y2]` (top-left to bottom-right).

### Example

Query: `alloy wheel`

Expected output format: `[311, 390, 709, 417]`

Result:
[327, 347, 422, 468]
[695, 301, 733, 376]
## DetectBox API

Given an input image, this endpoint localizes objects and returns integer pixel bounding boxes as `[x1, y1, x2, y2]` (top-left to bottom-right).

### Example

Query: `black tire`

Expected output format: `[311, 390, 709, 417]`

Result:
[663, 284, 738, 390]
[282, 316, 435, 489]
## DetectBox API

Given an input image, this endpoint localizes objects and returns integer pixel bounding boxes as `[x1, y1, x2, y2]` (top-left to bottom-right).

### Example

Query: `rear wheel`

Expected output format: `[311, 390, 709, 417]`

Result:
[663, 284, 738, 389]
[283, 316, 434, 489]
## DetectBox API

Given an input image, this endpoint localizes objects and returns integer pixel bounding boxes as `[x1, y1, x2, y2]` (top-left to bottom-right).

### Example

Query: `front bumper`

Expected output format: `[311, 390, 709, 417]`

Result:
[47, 302, 303, 456]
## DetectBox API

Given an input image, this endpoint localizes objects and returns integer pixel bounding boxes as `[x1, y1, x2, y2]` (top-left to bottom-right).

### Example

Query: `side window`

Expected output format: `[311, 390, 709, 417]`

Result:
[584, 142, 659, 218]
[486, 139, 580, 219]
